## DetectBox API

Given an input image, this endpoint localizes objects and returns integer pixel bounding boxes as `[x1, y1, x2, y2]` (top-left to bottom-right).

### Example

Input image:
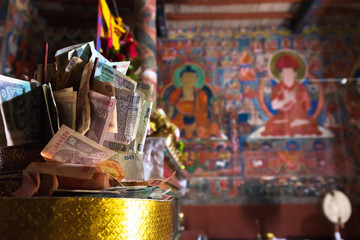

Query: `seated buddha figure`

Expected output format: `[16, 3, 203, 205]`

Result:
[261, 54, 321, 137]
[167, 65, 220, 139]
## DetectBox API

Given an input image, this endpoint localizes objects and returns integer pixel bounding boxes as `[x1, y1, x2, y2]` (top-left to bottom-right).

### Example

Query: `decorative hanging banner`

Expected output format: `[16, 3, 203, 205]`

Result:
[97, 0, 126, 51]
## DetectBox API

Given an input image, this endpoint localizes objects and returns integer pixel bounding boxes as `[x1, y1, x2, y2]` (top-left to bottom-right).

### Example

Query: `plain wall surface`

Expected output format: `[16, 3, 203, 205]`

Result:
[181, 204, 360, 239]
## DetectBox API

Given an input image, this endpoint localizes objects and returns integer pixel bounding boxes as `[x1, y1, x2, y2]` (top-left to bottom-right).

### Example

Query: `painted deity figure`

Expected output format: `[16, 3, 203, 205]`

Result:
[294, 36, 306, 51]
[165, 65, 221, 139]
[239, 48, 253, 65]
[265, 38, 277, 53]
[261, 54, 321, 136]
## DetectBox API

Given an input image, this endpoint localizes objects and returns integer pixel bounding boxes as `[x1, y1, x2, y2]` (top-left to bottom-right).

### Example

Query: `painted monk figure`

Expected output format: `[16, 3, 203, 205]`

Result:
[261, 54, 321, 137]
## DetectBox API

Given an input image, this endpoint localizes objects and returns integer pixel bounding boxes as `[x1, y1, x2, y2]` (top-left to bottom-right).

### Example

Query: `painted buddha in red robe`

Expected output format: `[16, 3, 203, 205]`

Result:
[261, 54, 321, 137]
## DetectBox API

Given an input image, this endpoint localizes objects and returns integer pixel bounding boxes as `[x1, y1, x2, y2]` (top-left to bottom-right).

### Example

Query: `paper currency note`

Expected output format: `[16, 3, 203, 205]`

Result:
[0, 75, 38, 146]
[103, 141, 144, 181]
[41, 125, 116, 165]
[135, 101, 153, 153]
[55, 41, 130, 79]
[58, 57, 84, 91]
[92, 52, 130, 77]
[27, 162, 98, 180]
[143, 137, 165, 181]
[106, 61, 130, 75]
[55, 42, 88, 78]
[30, 82, 46, 142]
[57, 87, 73, 92]
[0, 113, 6, 146]
[37, 63, 57, 86]
[100, 63, 137, 92]
[137, 81, 153, 95]
[134, 81, 154, 153]
[55, 42, 92, 57]
[53, 90, 77, 129]
[65, 57, 83, 73]
[46, 63, 57, 86]
[92, 80, 117, 133]
[104, 88, 142, 145]
[78, 43, 92, 63]
[86, 90, 116, 145]
[43, 83, 60, 136]
[76, 60, 92, 135]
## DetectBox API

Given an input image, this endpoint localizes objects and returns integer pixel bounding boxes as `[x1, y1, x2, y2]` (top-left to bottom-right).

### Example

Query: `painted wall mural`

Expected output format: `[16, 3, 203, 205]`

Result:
[0, 0, 45, 78]
[157, 26, 360, 204]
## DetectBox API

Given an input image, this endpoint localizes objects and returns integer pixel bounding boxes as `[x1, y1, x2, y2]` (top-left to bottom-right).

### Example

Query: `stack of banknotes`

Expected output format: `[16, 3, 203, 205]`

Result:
[0, 41, 172, 198]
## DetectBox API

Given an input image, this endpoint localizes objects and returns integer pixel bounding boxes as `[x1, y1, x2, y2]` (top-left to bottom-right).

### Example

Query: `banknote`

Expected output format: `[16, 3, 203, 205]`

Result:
[43, 83, 60, 136]
[55, 42, 87, 77]
[65, 57, 83, 73]
[0, 113, 6, 146]
[134, 81, 154, 153]
[86, 90, 116, 144]
[53, 90, 77, 129]
[30, 82, 46, 142]
[92, 51, 130, 77]
[55, 42, 93, 57]
[55, 41, 130, 78]
[57, 172, 110, 190]
[36, 63, 57, 85]
[99, 63, 137, 92]
[0, 75, 39, 146]
[136, 81, 154, 97]
[104, 88, 142, 145]
[58, 57, 84, 91]
[103, 141, 144, 181]
[57, 87, 73, 92]
[107, 61, 130, 75]
[55, 42, 92, 70]
[27, 162, 98, 180]
[92, 80, 117, 133]
[41, 125, 116, 165]
[135, 101, 153, 153]
[78, 43, 92, 63]
[142, 137, 165, 180]
[46, 63, 57, 86]
[76, 60, 92, 135]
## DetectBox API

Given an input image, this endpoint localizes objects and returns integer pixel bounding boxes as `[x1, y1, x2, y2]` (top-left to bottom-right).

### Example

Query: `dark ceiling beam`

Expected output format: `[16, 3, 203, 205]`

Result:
[323, 0, 360, 5]
[290, 0, 324, 33]
[45, 18, 97, 29]
[316, 8, 360, 16]
[40, 14, 136, 30]
[166, 12, 295, 21]
[33, 0, 97, 4]
[165, 0, 304, 4]
[39, 10, 96, 19]
[33, 0, 135, 8]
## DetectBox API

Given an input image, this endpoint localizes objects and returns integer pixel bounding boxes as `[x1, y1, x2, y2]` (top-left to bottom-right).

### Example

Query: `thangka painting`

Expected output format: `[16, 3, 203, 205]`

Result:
[0, 0, 44, 78]
[157, 26, 360, 204]
[0, 0, 9, 50]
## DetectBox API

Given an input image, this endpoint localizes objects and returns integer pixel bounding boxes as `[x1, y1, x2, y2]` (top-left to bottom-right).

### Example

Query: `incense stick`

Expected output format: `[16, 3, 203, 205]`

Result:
[42, 42, 48, 84]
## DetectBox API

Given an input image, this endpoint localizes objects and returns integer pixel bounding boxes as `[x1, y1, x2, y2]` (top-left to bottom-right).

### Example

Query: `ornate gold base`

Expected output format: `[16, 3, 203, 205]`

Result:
[0, 197, 173, 240]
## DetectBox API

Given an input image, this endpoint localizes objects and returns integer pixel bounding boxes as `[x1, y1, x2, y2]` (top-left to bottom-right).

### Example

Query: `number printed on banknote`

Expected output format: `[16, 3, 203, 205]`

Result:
[41, 125, 116, 165]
